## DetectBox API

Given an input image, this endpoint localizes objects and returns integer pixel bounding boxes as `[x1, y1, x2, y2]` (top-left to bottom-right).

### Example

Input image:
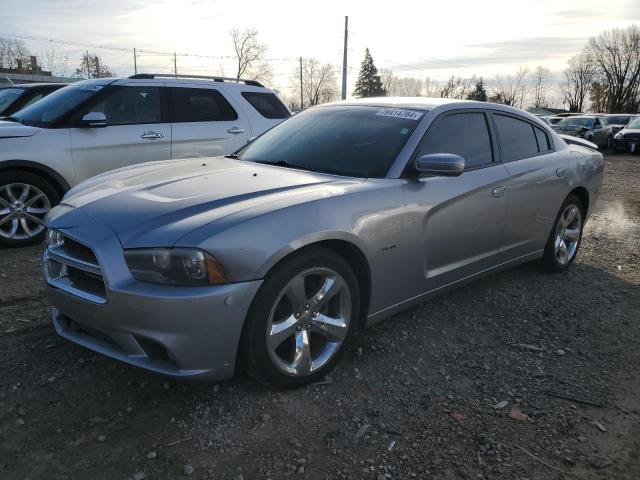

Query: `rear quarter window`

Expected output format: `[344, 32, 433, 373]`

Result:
[170, 87, 238, 122]
[241, 91, 290, 119]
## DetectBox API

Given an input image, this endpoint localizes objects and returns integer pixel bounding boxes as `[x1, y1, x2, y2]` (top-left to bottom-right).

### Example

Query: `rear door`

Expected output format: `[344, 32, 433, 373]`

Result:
[169, 85, 251, 158]
[70, 83, 171, 181]
[492, 112, 569, 259]
[401, 110, 509, 295]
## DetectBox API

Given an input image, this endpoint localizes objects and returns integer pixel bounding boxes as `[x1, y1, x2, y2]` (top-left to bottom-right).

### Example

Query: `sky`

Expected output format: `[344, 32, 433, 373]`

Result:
[1, 0, 639, 99]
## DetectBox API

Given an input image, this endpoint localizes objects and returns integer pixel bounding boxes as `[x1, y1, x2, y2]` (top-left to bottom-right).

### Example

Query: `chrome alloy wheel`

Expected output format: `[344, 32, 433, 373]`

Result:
[554, 204, 582, 265]
[266, 267, 352, 377]
[0, 183, 51, 240]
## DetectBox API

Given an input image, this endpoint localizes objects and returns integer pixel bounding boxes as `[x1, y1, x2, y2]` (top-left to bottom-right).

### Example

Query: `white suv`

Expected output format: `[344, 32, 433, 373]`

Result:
[0, 74, 291, 246]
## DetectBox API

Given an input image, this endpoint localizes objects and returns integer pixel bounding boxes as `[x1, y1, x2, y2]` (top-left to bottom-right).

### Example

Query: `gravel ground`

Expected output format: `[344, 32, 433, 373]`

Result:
[1, 153, 639, 480]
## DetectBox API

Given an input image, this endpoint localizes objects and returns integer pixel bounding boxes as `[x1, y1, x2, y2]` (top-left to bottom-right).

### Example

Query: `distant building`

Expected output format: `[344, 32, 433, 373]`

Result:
[0, 55, 76, 85]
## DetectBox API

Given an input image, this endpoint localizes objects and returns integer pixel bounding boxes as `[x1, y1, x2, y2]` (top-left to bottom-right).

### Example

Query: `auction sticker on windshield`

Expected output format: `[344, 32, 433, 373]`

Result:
[376, 108, 423, 121]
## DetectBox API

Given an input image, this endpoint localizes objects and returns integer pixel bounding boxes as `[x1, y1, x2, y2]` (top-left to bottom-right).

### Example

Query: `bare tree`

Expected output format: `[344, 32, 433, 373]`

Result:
[230, 28, 272, 84]
[380, 68, 397, 95]
[380, 69, 424, 96]
[291, 59, 338, 107]
[0, 37, 30, 70]
[40, 44, 69, 77]
[492, 67, 529, 108]
[440, 76, 474, 99]
[586, 25, 640, 112]
[561, 53, 596, 112]
[74, 52, 113, 79]
[423, 76, 441, 97]
[531, 66, 551, 108]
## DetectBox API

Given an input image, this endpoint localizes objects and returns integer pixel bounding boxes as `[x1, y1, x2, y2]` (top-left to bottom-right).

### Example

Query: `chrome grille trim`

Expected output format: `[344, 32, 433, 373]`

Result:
[44, 230, 107, 304]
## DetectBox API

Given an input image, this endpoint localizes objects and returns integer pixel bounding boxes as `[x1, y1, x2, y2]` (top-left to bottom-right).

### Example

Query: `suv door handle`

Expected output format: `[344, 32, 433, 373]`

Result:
[491, 186, 506, 198]
[141, 131, 164, 139]
[227, 127, 245, 134]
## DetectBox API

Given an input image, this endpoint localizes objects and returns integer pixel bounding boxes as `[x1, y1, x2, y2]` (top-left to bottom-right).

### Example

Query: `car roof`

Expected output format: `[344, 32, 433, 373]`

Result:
[321, 96, 469, 111]
[74, 76, 276, 93]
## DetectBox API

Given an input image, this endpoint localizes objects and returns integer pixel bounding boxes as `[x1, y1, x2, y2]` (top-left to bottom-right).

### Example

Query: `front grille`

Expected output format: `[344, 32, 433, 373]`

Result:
[44, 231, 107, 304]
[622, 133, 640, 140]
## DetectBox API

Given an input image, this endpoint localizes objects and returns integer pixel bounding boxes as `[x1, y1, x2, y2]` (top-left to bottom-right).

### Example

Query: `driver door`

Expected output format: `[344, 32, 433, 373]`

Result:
[70, 83, 171, 181]
[401, 110, 509, 296]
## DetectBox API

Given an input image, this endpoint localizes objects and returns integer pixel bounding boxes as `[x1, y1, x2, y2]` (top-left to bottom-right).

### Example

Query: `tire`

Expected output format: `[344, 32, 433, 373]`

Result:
[240, 246, 360, 389]
[606, 135, 613, 150]
[0, 171, 60, 247]
[542, 195, 584, 272]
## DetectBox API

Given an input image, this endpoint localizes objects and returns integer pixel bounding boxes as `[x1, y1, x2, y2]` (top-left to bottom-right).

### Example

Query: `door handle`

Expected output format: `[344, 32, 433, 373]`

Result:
[556, 167, 566, 177]
[491, 186, 506, 198]
[227, 127, 245, 134]
[140, 131, 164, 139]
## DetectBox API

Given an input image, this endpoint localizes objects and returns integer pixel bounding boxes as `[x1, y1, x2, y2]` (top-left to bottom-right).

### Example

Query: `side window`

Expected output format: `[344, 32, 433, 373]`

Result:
[493, 114, 539, 162]
[416, 112, 493, 169]
[90, 86, 162, 126]
[241, 92, 290, 119]
[22, 93, 44, 108]
[170, 88, 238, 122]
[534, 126, 552, 152]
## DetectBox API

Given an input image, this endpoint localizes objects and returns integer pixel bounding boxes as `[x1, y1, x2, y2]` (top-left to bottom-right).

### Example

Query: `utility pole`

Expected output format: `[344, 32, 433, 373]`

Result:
[133, 48, 137, 75]
[95, 56, 101, 78]
[85, 50, 90, 79]
[174, 52, 177, 77]
[341, 16, 348, 100]
[299, 56, 304, 109]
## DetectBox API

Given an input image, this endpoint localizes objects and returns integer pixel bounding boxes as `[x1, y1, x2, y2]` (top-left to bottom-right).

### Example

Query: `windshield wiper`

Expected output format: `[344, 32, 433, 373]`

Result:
[224, 153, 239, 159]
[255, 160, 320, 173]
[1, 116, 22, 124]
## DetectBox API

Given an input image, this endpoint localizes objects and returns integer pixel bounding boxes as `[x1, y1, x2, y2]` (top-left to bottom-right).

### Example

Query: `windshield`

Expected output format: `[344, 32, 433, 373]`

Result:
[607, 116, 632, 125]
[0, 88, 23, 115]
[12, 84, 103, 127]
[627, 118, 640, 129]
[236, 105, 424, 178]
[557, 117, 595, 129]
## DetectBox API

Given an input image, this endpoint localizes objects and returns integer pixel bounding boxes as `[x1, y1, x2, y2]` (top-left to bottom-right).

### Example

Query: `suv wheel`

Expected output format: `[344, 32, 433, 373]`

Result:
[240, 247, 360, 389]
[0, 171, 60, 247]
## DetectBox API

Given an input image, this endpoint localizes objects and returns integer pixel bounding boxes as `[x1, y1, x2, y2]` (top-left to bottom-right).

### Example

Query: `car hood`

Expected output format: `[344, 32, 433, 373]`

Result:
[55, 157, 362, 247]
[0, 120, 39, 138]
[619, 128, 640, 138]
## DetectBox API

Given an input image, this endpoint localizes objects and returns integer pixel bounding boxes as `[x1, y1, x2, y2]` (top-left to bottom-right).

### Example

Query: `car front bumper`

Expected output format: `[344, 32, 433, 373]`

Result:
[612, 137, 640, 153]
[44, 207, 262, 382]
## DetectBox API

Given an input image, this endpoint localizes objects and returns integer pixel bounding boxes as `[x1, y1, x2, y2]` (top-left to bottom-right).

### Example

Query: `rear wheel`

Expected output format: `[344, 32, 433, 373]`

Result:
[542, 195, 584, 272]
[0, 171, 60, 247]
[240, 247, 360, 389]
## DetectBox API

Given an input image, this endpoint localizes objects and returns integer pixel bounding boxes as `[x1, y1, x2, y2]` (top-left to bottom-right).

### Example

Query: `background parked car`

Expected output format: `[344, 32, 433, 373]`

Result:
[0, 83, 67, 117]
[612, 116, 640, 154]
[604, 114, 638, 135]
[0, 74, 291, 247]
[551, 115, 613, 149]
[540, 116, 563, 125]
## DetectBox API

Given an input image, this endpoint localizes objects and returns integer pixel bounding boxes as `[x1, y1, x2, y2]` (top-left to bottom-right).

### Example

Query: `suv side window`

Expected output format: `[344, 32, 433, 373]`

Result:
[90, 86, 162, 126]
[170, 88, 238, 122]
[416, 112, 494, 169]
[493, 114, 539, 162]
[241, 92, 290, 119]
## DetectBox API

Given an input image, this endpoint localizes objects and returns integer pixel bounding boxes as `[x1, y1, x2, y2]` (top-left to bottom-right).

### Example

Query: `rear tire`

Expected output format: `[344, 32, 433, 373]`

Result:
[542, 195, 584, 272]
[240, 247, 360, 389]
[0, 171, 60, 248]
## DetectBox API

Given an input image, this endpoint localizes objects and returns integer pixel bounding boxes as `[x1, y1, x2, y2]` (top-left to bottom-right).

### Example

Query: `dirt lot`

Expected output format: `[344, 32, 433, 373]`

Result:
[1, 153, 639, 480]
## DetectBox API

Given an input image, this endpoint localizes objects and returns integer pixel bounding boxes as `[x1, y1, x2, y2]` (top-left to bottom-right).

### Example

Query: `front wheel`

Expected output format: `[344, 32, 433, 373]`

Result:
[0, 171, 60, 247]
[542, 195, 584, 272]
[240, 247, 360, 389]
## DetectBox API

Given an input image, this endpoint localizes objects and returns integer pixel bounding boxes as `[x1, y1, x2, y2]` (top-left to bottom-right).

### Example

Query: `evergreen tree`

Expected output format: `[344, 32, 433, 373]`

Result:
[354, 48, 386, 97]
[467, 78, 488, 101]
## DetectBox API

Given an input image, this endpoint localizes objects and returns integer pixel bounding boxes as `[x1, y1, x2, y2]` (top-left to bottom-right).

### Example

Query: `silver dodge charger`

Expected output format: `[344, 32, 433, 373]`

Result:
[44, 98, 604, 388]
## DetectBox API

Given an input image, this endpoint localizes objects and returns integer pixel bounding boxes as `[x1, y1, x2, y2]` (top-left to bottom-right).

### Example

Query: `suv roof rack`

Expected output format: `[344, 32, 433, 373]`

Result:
[128, 73, 264, 87]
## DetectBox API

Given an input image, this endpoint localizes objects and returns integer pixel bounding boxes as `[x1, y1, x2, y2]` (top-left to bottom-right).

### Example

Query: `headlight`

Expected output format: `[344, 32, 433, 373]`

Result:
[46, 229, 64, 247]
[614, 132, 623, 139]
[124, 248, 228, 286]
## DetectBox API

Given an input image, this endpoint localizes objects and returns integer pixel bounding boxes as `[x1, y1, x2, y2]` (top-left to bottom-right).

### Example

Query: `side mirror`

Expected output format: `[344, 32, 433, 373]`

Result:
[78, 112, 107, 128]
[414, 153, 465, 177]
